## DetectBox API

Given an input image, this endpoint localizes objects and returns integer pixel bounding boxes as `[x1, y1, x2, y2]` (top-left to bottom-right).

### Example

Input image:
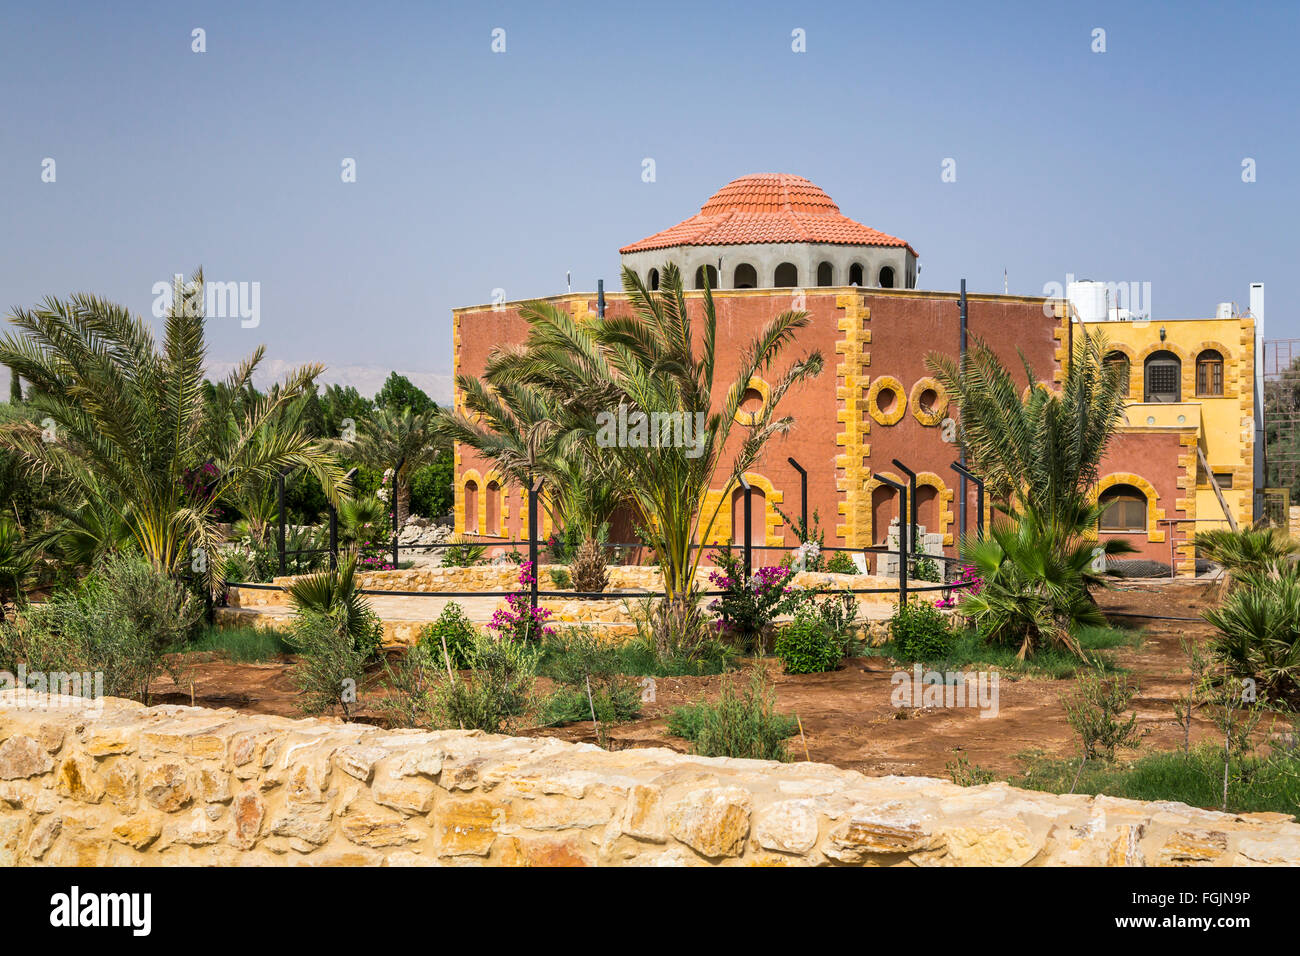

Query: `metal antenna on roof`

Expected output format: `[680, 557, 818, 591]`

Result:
[566, 271, 571, 293]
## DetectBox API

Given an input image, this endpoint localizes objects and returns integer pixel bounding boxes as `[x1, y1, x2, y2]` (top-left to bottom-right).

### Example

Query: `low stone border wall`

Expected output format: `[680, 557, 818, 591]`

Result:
[227, 565, 907, 609]
[0, 693, 1295, 866]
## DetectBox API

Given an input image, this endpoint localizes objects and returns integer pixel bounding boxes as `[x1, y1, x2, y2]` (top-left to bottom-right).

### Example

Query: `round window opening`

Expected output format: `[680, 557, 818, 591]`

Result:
[877, 388, 898, 414]
[918, 388, 939, 413]
[739, 387, 764, 415]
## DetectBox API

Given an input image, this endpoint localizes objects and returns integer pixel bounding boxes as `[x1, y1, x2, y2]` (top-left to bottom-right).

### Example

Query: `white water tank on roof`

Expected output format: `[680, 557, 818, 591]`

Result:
[1067, 280, 1111, 323]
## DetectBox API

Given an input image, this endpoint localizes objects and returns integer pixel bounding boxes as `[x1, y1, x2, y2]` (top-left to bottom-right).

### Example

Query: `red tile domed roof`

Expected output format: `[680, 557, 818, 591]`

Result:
[620, 174, 915, 255]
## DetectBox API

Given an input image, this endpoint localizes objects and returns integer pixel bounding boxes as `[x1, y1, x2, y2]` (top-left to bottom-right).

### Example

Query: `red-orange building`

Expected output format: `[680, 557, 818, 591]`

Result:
[451, 174, 1245, 575]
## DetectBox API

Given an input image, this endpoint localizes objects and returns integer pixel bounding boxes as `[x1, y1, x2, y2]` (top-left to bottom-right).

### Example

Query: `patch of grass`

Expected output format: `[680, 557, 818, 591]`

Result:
[191, 624, 291, 662]
[1075, 624, 1145, 652]
[1012, 744, 1300, 816]
[875, 624, 1140, 679]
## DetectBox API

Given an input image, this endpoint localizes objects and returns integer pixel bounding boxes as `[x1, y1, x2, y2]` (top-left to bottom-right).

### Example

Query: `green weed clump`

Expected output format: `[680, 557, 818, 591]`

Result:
[667, 665, 797, 761]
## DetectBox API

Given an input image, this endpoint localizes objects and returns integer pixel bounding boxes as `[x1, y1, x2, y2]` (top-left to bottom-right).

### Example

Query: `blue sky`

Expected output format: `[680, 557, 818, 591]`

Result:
[2, 0, 1296, 403]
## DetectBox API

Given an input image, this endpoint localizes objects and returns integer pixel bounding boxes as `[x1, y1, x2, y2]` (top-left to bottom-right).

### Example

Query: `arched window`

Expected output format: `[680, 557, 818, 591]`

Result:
[730, 485, 766, 547]
[773, 263, 798, 288]
[1144, 351, 1181, 403]
[485, 481, 501, 534]
[915, 484, 938, 534]
[463, 480, 479, 535]
[694, 265, 718, 290]
[1099, 484, 1147, 532]
[733, 263, 757, 288]
[848, 263, 864, 286]
[1104, 351, 1131, 398]
[816, 262, 833, 286]
[1196, 349, 1224, 396]
[648, 268, 660, 291]
[878, 266, 896, 289]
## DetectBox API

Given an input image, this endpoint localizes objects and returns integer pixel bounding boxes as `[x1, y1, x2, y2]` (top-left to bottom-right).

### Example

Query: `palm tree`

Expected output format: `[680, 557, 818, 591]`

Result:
[931, 329, 1133, 657]
[928, 328, 1128, 520]
[324, 406, 444, 527]
[0, 270, 347, 582]
[0, 517, 34, 623]
[488, 263, 823, 604]
[433, 370, 619, 541]
[20, 480, 134, 572]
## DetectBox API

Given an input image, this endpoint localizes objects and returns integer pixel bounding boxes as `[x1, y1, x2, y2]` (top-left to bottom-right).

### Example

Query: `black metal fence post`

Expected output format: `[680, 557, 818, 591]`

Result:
[738, 474, 752, 579]
[950, 461, 986, 539]
[787, 456, 808, 534]
[874, 474, 908, 604]
[277, 470, 287, 577]
[893, 459, 919, 578]
[328, 503, 338, 571]
[957, 278, 968, 538]
[528, 476, 541, 612]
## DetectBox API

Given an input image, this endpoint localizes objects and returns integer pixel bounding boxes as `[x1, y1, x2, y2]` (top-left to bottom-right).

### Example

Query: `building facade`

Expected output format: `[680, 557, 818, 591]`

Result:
[450, 174, 1260, 576]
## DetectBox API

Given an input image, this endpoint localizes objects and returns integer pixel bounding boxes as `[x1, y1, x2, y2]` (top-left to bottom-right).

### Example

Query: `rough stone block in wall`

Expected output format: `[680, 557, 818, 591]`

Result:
[1, 692, 1297, 866]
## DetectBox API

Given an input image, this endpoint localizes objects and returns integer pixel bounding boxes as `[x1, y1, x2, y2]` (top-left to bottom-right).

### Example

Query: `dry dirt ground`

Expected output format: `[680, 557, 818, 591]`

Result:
[153, 580, 1242, 780]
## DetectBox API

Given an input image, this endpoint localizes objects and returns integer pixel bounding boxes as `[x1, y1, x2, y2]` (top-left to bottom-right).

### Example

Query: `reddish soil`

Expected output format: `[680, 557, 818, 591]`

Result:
[152, 579, 1242, 780]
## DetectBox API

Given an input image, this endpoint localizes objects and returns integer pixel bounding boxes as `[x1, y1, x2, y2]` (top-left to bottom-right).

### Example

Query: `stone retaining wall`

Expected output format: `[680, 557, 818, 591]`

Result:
[1, 692, 1296, 866]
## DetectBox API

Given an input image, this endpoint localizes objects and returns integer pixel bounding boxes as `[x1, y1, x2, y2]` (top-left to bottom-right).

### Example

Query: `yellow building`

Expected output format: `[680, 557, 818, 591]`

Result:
[1082, 314, 1258, 534]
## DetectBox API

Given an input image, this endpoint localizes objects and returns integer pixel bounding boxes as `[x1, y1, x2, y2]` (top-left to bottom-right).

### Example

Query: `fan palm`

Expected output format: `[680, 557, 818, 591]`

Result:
[285, 551, 377, 651]
[1205, 561, 1300, 707]
[960, 503, 1132, 659]
[0, 270, 347, 581]
[1195, 525, 1299, 591]
[487, 263, 823, 603]
[324, 406, 444, 527]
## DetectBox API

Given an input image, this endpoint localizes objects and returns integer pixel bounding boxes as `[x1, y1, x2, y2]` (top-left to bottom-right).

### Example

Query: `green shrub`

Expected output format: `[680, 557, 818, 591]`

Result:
[434, 635, 537, 732]
[548, 568, 572, 590]
[824, 551, 858, 575]
[667, 665, 796, 761]
[537, 628, 641, 725]
[287, 607, 371, 719]
[18, 554, 200, 703]
[417, 602, 478, 670]
[1064, 672, 1144, 761]
[624, 596, 733, 676]
[775, 608, 845, 674]
[889, 600, 954, 662]
[286, 554, 384, 659]
[911, 556, 940, 582]
[377, 643, 443, 729]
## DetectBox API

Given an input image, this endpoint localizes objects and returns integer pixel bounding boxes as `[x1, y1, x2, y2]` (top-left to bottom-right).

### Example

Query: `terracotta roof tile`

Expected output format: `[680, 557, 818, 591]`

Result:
[620, 174, 916, 256]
